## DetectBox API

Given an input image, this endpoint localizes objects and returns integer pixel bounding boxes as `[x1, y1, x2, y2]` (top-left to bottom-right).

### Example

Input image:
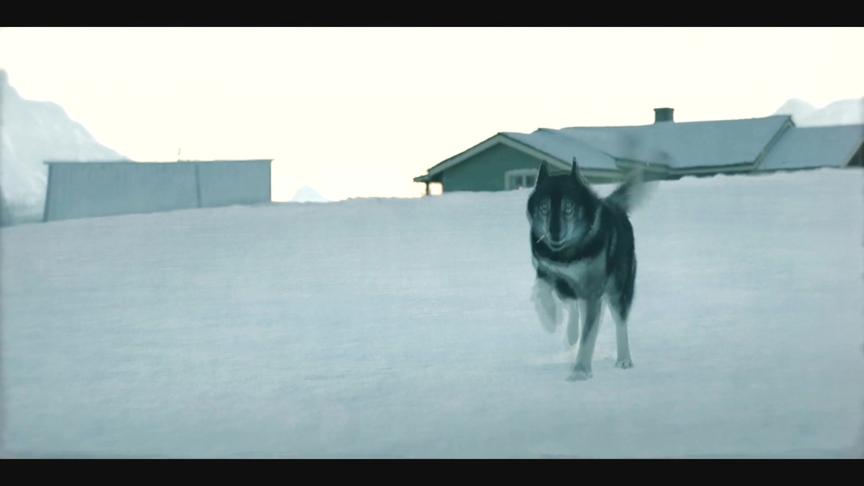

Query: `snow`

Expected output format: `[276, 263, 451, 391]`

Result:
[0, 72, 128, 225]
[1, 169, 862, 458]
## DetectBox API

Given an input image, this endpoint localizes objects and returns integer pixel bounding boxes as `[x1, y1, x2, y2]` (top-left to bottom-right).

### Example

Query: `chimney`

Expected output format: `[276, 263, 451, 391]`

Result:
[654, 107, 674, 123]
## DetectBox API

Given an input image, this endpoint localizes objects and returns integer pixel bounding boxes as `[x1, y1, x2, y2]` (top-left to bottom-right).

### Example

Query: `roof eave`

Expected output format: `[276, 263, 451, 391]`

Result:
[413, 174, 442, 183]
[670, 162, 756, 175]
[417, 133, 575, 181]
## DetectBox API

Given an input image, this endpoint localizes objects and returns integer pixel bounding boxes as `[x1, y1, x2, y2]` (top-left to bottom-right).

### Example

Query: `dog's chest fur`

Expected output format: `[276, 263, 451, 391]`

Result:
[533, 250, 608, 300]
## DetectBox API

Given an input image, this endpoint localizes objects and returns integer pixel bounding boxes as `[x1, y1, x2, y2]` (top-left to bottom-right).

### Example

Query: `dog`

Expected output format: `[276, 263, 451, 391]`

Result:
[527, 158, 649, 381]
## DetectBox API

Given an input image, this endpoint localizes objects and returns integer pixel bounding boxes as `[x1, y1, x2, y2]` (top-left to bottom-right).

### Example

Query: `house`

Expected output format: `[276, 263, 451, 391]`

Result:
[43, 159, 271, 222]
[413, 108, 864, 194]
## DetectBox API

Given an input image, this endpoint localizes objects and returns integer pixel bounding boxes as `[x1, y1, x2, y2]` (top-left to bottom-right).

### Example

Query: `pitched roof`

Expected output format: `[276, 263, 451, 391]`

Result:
[499, 129, 618, 170]
[413, 132, 618, 183]
[758, 125, 864, 170]
[559, 115, 792, 169]
[414, 114, 863, 183]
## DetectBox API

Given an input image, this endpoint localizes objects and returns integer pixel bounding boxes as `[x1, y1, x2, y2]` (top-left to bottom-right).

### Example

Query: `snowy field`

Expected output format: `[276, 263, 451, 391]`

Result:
[1, 169, 862, 458]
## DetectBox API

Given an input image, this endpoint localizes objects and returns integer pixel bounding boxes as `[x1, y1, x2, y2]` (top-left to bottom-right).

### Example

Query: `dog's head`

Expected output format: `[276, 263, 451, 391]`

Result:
[527, 159, 601, 251]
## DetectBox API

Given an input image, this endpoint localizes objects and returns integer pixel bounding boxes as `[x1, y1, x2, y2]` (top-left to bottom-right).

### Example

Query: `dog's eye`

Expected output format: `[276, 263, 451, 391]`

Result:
[539, 201, 550, 214]
[562, 200, 574, 215]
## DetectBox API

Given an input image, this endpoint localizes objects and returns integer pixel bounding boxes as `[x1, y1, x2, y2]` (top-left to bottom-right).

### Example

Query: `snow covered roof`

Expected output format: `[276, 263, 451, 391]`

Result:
[414, 113, 863, 184]
[415, 131, 621, 183]
[559, 116, 793, 169]
[758, 125, 864, 170]
[499, 129, 619, 171]
[414, 133, 618, 182]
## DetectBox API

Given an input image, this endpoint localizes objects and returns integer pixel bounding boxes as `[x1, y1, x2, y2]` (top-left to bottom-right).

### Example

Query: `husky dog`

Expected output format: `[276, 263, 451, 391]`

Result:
[527, 158, 649, 381]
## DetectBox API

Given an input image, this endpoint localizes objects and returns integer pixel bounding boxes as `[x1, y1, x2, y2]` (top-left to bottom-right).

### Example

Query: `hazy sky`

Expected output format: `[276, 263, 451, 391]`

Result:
[1, 27, 862, 201]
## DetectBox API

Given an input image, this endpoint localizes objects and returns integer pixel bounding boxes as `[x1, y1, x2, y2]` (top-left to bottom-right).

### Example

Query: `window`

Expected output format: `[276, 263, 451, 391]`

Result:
[505, 169, 539, 190]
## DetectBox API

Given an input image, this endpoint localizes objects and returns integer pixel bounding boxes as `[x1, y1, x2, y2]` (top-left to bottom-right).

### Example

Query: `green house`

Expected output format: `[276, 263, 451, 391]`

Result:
[413, 128, 623, 195]
[414, 108, 864, 194]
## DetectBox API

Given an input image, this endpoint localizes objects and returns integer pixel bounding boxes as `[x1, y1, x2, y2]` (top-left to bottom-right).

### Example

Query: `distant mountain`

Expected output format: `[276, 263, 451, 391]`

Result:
[1, 71, 128, 225]
[775, 97, 864, 127]
[291, 186, 329, 203]
[774, 98, 816, 120]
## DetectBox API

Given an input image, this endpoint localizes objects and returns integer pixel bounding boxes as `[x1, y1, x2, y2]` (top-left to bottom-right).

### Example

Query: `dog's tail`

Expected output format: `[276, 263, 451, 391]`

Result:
[604, 168, 656, 213]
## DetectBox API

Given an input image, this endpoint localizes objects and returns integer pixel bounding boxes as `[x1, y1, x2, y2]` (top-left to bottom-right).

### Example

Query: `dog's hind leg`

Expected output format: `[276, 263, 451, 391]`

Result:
[568, 297, 603, 381]
[532, 277, 560, 333]
[609, 301, 634, 369]
[609, 265, 636, 369]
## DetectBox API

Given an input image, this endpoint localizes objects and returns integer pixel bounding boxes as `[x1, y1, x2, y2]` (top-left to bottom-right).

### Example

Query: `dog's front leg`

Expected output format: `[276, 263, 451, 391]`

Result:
[568, 297, 603, 381]
[565, 298, 580, 347]
[532, 277, 559, 333]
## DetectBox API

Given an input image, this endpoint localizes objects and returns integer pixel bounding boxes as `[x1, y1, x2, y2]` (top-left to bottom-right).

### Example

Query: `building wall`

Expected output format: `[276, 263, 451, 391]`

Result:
[44, 161, 271, 221]
[438, 143, 627, 191]
[848, 143, 864, 167]
[441, 143, 543, 192]
[196, 161, 271, 207]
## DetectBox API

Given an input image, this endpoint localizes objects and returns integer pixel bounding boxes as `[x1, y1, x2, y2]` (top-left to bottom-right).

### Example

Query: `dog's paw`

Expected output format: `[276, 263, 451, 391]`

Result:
[534, 302, 559, 333]
[567, 366, 593, 381]
[615, 358, 634, 369]
[532, 282, 559, 333]
[538, 315, 558, 334]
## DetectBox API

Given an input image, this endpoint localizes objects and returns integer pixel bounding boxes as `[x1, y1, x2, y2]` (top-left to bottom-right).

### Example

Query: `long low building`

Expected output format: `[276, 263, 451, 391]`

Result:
[414, 108, 864, 193]
[43, 159, 271, 221]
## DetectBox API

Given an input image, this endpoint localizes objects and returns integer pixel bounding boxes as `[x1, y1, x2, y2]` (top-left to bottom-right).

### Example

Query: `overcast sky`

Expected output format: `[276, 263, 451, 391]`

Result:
[1, 27, 862, 201]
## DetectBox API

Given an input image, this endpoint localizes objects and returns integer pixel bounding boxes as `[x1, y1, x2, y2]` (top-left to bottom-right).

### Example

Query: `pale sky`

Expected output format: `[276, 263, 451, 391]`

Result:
[1, 27, 862, 201]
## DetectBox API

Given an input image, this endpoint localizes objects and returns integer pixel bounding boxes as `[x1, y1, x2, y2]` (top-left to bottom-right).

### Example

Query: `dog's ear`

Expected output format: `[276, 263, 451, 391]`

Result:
[571, 157, 587, 185]
[571, 157, 581, 179]
[536, 161, 549, 186]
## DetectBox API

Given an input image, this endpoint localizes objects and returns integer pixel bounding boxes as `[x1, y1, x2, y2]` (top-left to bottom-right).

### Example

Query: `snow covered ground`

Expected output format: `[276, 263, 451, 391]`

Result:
[1, 169, 862, 458]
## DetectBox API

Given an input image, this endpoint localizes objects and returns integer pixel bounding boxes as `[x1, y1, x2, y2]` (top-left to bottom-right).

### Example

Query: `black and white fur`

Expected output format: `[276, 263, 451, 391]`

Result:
[527, 158, 648, 381]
